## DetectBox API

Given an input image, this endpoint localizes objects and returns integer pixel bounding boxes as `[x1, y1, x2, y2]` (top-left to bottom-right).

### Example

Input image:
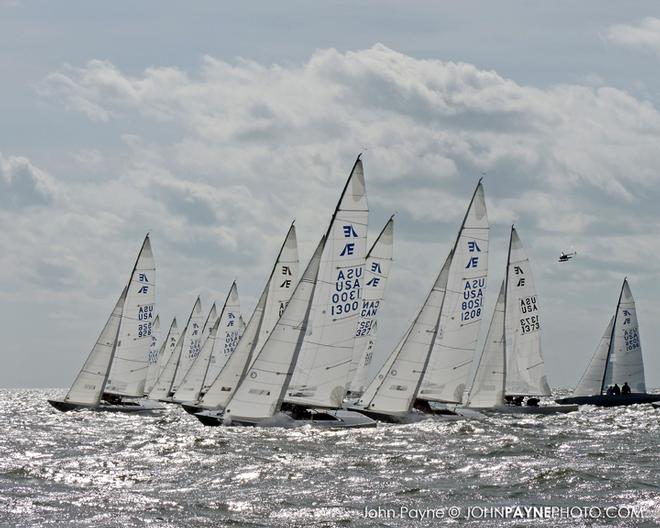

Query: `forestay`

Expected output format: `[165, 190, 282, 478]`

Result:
[466, 281, 506, 408]
[357, 252, 452, 416]
[418, 182, 489, 403]
[199, 224, 299, 409]
[286, 157, 369, 409]
[224, 237, 324, 422]
[504, 227, 551, 397]
[347, 216, 395, 395]
[105, 235, 156, 397]
[64, 288, 127, 406]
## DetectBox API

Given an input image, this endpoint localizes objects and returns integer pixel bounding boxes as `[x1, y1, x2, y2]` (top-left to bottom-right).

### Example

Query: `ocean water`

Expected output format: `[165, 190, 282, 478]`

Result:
[0, 389, 658, 528]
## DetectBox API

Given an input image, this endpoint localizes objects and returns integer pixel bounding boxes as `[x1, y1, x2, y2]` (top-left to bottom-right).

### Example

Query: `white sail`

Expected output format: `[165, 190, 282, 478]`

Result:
[154, 318, 179, 385]
[286, 157, 369, 408]
[171, 301, 211, 391]
[199, 224, 299, 409]
[607, 279, 646, 392]
[356, 252, 452, 415]
[224, 237, 325, 422]
[148, 297, 202, 400]
[143, 315, 161, 394]
[173, 285, 241, 402]
[347, 216, 395, 395]
[172, 318, 222, 403]
[418, 182, 489, 403]
[144, 317, 177, 395]
[466, 281, 506, 408]
[573, 317, 613, 397]
[205, 284, 243, 388]
[64, 288, 127, 406]
[504, 227, 551, 396]
[105, 235, 156, 397]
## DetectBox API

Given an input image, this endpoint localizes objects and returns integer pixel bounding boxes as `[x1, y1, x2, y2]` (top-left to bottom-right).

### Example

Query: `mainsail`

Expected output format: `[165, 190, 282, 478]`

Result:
[105, 235, 156, 397]
[199, 223, 299, 409]
[465, 281, 506, 408]
[286, 156, 369, 409]
[144, 317, 178, 395]
[148, 297, 202, 400]
[573, 317, 614, 397]
[204, 284, 243, 389]
[171, 301, 212, 392]
[504, 227, 551, 397]
[224, 237, 325, 422]
[356, 252, 452, 416]
[144, 315, 160, 394]
[604, 279, 646, 393]
[172, 284, 241, 402]
[418, 181, 489, 403]
[346, 216, 395, 395]
[172, 318, 222, 403]
[63, 288, 127, 406]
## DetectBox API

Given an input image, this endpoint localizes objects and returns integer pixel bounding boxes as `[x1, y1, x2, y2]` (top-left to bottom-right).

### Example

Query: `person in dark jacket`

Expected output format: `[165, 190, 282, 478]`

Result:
[606, 386, 614, 396]
[612, 383, 621, 396]
[621, 382, 631, 395]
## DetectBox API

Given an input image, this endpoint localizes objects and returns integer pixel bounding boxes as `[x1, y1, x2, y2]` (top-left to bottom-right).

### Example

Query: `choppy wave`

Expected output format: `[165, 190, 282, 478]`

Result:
[0, 389, 658, 527]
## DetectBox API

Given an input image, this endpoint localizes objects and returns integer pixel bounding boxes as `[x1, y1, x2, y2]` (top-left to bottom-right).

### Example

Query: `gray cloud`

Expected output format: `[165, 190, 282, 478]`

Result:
[0, 153, 56, 209]
[607, 17, 660, 57]
[9, 43, 660, 388]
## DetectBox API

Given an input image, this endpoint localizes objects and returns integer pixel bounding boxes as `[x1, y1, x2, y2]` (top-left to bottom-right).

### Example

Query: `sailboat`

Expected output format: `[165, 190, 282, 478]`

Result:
[49, 235, 163, 412]
[184, 223, 299, 423]
[463, 227, 577, 414]
[218, 156, 375, 427]
[144, 316, 178, 395]
[348, 181, 488, 422]
[171, 283, 243, 403]
[148, 297, 205, 402]
[345, 216, 395, 399]
[556, 278, 660, 407]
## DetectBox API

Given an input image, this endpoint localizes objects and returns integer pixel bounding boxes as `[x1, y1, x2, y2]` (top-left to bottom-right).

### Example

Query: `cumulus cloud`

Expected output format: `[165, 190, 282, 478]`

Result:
[607, 17, 660, 56]
[0, 153, 57, 209]
[16, 44, 660, 386]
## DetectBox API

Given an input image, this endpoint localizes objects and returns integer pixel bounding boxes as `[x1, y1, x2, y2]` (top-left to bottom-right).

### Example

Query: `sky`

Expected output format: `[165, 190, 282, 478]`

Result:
[2, 1, 660, 389]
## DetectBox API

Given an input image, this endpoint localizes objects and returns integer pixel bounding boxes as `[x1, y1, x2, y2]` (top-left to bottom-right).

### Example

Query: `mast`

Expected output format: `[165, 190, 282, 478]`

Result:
[600, 278, 626, 395]
[502, 225, 514, 392]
